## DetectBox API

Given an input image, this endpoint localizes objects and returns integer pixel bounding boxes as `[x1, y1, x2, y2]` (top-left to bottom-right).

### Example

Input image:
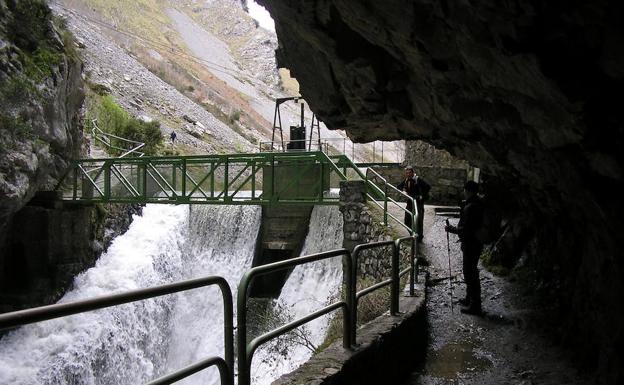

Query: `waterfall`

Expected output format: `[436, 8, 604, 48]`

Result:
[251, 205, 344, 385]
[0, 205, 261, 385]
[0, 203, 344, 385]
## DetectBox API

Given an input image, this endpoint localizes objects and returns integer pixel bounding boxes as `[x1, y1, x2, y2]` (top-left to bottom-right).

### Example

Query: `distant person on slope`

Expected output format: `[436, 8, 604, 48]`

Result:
[397, 166, 430, 241]
[445, 181, 485, 315]
[170, 131, 177, 144]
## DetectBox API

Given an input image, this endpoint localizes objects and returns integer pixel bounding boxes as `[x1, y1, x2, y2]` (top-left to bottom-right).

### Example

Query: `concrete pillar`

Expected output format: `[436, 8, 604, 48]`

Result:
[339, 180, 372, 252]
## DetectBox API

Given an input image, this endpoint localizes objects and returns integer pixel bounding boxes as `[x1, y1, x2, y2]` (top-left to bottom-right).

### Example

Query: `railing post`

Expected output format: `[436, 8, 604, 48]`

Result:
[391, 242, 399, 315]
[381, 141, 384, 163]
[343, 252, 353, 349]
[224, 157, 229, 200]
[172, 162, 177, 198]
[141, 163, 147, 198]
[350, 246, 359, 346]
[72, 164, 78, 199]
[181, 159, 187, 200]
[384, 182, 388, 226]
[237, 274, 250, 385]
[251, 161, 256, 199]
[412, 236, 418, 289]
[210, 161, 215, 198]
[104, 161, 111, 201]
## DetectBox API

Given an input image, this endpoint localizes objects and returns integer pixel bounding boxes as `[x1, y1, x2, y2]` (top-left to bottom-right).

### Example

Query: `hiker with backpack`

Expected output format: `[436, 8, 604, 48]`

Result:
[398, 166, 430, 241]
[445, 180, 485, 315]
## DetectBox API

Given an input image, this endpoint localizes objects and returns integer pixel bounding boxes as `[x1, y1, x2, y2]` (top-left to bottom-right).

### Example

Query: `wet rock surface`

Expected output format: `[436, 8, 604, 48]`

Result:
[0, 0, 84, 232]
[403, 208, 588, 385]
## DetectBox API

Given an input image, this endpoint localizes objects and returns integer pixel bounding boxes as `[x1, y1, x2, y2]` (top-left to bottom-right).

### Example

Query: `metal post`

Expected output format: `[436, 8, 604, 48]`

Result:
[210, 161, 215, 198]
[319, 158, 324, 202]
[72, 165, 78, 199]
[381, 141, 384, 163]
[142, 163, 147, 199]
[172, 162, 177, 198]
[350, 247, 358, 346]
[104, 161, 111, 201]
[181, 159, 186, 200]
[251, 162, 256, 199]
[237, 277, 249, 385]
[384, 182, 388, 226]
[343, 253, 353, 349]
[224, 158, 229, 199]
[410, 236, 416, 294]
[391, 243, 399, 315]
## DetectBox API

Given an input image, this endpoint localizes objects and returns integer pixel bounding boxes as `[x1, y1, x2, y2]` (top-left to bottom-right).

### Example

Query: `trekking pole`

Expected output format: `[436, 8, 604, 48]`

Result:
[445, 219, 454, 313]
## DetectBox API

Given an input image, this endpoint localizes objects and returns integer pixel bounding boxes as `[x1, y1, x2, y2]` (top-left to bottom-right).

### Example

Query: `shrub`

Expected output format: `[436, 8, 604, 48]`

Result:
[228, 109, 241, 123]
[89, 95, 163, 155]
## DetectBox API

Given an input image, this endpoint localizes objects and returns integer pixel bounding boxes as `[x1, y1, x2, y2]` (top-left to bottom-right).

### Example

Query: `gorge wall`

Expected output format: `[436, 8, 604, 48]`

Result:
[0, 0, 84, 234]
[259, 0, 624, 383]
[0, 0, 91, 311]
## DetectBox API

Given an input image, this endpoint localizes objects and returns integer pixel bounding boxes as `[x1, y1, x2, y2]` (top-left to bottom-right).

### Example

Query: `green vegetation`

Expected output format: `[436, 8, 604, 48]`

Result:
[228, 109, 241, 123]
[86, 94, 163, 155]
[0, 113, 34, 141]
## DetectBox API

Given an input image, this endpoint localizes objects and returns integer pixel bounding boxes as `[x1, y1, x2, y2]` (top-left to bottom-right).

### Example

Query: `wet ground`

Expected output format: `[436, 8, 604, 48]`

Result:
[394, 207, 589, 385]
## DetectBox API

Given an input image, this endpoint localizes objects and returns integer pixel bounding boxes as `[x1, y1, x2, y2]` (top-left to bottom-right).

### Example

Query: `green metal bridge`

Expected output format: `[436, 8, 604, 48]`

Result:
[58, 151, 378, 205]
[57, 150, 416, 234]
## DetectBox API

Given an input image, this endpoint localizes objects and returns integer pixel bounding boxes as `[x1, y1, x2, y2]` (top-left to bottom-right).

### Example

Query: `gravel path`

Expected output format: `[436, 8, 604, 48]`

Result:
[393, 207, 589, 385]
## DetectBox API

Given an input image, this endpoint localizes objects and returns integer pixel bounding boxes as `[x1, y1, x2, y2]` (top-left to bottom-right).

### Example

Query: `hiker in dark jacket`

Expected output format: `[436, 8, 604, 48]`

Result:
[445, 180, 485, 315]
[397, 166, 430, 241]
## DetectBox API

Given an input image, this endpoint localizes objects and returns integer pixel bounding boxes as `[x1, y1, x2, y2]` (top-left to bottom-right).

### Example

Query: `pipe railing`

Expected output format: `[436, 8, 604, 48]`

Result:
[0, 276, 235, 385]
[237, 249, 353, 385]
[365, 167, 419, 236]
[258, 138, 399, 164]
[91, 119, 146, 158]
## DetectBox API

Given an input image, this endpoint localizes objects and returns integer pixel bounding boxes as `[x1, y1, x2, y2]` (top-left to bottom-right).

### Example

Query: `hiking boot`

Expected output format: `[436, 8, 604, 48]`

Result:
[460, 305, 482, 316]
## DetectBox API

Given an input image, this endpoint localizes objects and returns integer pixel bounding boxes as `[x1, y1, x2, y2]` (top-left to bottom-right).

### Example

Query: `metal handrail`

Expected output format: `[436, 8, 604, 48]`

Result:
[396, 236, 418, 295]
[237, 249, 353, 385]
[91, 119, 145, 158]
[351, 240, 396, 345]
[366, 167, 419, 236]
[0, 276, 235, 385]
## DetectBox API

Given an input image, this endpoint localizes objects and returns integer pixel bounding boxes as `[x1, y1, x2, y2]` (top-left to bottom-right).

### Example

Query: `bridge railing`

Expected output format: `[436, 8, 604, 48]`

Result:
[259, 138, 401, 163]
[0, 276, 235, 385]
[58, 152, 359, 205]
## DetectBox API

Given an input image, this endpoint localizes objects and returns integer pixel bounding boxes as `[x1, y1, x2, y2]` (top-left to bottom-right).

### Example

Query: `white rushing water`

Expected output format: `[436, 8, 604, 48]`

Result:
[0, 203, 344, 385]
[251, 205, 344, 385]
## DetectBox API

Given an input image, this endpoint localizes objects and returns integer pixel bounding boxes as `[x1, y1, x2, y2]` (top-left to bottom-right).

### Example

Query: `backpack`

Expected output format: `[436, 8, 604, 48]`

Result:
[475, 196, 502, 245]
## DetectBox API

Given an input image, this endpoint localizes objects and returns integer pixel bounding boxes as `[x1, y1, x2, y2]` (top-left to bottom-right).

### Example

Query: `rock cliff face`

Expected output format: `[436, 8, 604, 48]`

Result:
[0, 0, 84, 234]
[260, 0, 623, 383]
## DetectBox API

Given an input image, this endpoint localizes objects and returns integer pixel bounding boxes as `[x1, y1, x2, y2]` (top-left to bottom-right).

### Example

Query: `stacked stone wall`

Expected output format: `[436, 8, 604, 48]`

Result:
[367, 165, 468, 206]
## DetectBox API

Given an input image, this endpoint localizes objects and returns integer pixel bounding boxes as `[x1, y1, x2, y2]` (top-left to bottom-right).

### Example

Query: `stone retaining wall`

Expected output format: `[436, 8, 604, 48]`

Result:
[0, 193, 141, 313]
[272, 284, 427, 385]
[368, 164, 468, 206]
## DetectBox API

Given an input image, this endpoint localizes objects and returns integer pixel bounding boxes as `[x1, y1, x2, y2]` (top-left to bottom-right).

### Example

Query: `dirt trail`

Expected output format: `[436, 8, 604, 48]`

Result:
[392, 207, 589, 385]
